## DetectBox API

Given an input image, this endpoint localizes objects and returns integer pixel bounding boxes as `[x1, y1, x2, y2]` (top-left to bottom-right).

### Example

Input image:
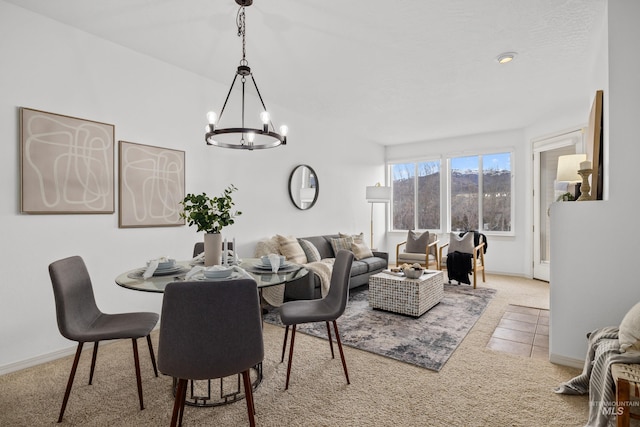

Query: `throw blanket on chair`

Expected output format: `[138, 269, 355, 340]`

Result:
[446, 251, 472, 284]
[306, 259, 335, 298]
[554, 327, 640, 427]
[260, 259, 334, 307]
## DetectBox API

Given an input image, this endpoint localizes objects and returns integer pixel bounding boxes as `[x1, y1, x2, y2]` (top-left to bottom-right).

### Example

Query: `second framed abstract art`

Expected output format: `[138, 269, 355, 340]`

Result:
[118, 141, 185, 228]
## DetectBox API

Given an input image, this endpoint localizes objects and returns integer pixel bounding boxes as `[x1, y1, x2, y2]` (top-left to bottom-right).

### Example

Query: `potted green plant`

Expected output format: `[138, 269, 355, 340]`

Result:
[180, 184, 242, 266]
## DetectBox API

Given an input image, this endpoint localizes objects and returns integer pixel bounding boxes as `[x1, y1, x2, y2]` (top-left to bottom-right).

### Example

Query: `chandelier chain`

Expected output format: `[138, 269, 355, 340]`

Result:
[237, 6, 247, 66]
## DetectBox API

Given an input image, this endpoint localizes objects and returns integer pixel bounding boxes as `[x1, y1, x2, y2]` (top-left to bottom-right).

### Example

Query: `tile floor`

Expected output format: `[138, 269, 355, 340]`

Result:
[487, 304, 549, 359]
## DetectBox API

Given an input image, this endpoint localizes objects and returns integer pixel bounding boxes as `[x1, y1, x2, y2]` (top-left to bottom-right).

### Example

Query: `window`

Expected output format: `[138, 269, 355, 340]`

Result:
[450, 156, 479, 231]
[450, 153, 512, 232]
[482, 152, 511, 231]
[391, 161, 440, 230]
[391, 152, 512, 234]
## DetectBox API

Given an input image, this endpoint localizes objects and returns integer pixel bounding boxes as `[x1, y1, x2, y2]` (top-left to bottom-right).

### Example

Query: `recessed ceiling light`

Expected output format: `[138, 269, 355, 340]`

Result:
[496, 52, 517, 64]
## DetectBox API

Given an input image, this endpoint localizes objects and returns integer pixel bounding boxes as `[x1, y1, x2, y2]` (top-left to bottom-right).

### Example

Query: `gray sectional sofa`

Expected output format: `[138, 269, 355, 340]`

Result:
[283, 234, 388, 300]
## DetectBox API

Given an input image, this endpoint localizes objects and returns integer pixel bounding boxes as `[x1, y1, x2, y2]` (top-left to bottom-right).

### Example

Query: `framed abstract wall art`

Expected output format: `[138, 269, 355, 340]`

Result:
[20, 108, 115, 213]
[118, 141, 185, 228]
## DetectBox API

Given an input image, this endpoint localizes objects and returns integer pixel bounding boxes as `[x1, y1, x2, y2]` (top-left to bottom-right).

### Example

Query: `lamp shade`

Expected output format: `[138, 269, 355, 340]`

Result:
[556, 154, 586, 183]
[366, 185, 391, 203]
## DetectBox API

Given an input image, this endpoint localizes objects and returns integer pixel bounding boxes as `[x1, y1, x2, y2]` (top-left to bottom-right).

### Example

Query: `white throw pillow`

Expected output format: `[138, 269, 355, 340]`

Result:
[619, 302, 640, 352]
[447, 232, 474, 255]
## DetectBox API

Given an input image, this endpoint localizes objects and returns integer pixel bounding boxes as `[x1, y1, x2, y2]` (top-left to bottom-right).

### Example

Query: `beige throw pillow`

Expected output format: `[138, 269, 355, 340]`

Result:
[339, 232, 365, 244]
[330, 237, 354, 255]
[276, 235, 307, 264]
[351, 242, 373, 260]
[619, 302, 640, 352]
[447, 232, 474, 255]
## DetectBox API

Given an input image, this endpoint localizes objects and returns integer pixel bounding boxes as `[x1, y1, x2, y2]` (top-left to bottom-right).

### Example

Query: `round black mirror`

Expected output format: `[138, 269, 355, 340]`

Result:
[288, 165, 318, 210]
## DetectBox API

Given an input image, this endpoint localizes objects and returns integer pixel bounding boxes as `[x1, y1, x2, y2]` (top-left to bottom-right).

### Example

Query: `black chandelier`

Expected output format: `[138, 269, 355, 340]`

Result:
[205, 0, 288, 150]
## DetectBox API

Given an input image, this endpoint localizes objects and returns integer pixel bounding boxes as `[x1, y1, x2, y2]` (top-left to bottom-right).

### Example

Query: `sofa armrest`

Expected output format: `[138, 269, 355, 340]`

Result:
[372, 251, 388, 263]
[284, 269, 319, 300]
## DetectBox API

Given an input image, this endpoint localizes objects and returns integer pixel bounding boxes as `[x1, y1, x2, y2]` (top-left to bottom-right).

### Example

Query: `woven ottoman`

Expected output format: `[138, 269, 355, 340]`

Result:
[368, 270, 444, 317]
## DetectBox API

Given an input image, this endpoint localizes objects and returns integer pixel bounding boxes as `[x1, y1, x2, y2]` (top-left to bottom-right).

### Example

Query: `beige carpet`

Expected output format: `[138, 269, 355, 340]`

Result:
[0, 274, 589, 426]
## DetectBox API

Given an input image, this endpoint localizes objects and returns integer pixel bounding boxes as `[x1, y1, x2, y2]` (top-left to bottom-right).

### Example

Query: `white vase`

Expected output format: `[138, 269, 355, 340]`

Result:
[204, 233, 222, 266]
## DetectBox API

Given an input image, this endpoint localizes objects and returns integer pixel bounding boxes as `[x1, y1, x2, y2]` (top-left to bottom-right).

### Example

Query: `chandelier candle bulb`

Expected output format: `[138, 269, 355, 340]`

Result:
[206, 111, 217, 125]
[260, 111, 270, 131]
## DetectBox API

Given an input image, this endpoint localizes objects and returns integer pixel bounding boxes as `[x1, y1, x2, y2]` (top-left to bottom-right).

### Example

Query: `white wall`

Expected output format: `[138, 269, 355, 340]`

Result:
[0, 2, 384, 372]
[385, 129, 529, 276]
[550, 0, 640, 365]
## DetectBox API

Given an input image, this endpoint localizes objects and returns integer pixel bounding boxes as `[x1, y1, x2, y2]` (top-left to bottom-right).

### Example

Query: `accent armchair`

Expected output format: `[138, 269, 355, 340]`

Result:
[438, 231, 486, 289]
[396, 230, 439, 269]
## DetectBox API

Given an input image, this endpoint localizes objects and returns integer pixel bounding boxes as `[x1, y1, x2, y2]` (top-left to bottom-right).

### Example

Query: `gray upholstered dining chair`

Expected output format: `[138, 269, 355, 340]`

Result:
[158, 279, 264, 427]
[279, 249, 354, 390]
[48, 255, 159, 423]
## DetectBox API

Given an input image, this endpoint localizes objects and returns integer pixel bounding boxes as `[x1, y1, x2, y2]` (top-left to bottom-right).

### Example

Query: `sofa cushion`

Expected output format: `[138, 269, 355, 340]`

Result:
[350, 260, 369, 276]
[298, 238, 321, 263]
[358, 256, 387, 273]
[276, 234, 307, 264]
[351, 241, 373, 260]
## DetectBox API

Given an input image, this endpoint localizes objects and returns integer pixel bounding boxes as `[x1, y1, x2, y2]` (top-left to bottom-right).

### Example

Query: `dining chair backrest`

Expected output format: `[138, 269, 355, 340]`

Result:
[49, 256, 102, 341]
[158, 279, 264, 380]
[322, 250, 354, 320]
[193, 242, 204, 257]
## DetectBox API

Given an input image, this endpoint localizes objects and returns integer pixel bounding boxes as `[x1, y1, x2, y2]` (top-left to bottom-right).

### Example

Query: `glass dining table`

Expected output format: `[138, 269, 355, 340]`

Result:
[115, 258, 308, 293]
[115, 258, 308, 408]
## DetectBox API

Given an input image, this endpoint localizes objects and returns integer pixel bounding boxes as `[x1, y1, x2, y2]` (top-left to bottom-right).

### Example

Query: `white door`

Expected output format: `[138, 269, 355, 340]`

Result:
[532, 130, 583, 281]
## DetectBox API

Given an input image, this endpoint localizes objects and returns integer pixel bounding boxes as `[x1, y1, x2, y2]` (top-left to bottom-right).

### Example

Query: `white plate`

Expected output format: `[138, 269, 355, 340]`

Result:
[198, 271, 242, 281]
[203, 269, 233, 279]
[154, 265, 184, 276]
[254, 262, 291, 270]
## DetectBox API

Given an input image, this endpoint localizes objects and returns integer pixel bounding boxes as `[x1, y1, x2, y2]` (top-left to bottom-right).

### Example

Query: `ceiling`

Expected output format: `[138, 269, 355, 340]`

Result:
[5, 0, 607, 145]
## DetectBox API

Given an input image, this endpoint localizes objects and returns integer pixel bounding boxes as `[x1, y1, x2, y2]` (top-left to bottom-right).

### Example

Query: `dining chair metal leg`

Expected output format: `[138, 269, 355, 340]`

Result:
[88, 341, 99, 385]
[178, 379, 187, 427]
[280, 325, 289, 363]
[58, 342, 84, 423]
[146, 335, 159, 377]
[333, 321, 350, 385]
[325, 321, 335, 358]
[242, 370, 257, 427]
[285, 325, 297, 390]
[170, 378, 187, 427]
[131, 338, 144, 410]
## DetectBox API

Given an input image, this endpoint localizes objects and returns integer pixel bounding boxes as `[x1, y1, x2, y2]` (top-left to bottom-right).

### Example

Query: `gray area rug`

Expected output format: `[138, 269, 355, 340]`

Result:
[264, 283, 496, 371]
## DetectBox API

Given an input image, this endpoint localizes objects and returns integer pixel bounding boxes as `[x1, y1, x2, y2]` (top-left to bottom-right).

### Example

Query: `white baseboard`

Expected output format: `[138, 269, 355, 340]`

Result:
[549, 352, 584, 369]
[0, 344, 84, 376]
[1, 325, 160, 376]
